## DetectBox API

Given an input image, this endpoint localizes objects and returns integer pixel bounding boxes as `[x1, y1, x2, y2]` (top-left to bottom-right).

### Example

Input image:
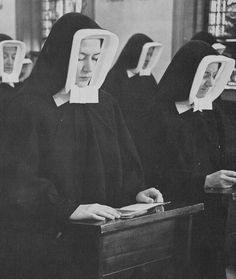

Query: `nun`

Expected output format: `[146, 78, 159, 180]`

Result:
[102, 33, 163, 185]
[0, 13, 162, 279]
[0, 38, 26, 123]
[150, 40, 235, 279]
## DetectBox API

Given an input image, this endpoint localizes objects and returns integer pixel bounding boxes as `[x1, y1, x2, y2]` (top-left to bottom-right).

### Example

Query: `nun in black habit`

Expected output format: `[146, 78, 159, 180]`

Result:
[102, 33, 163, 185]
[0, 36, 26, 125]
[0, 13, 163, 279]
[150, 40, 236, 279]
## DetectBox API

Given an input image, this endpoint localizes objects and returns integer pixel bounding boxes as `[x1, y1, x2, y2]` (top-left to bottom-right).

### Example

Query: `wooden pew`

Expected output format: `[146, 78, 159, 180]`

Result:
[68, 203, 203, 279]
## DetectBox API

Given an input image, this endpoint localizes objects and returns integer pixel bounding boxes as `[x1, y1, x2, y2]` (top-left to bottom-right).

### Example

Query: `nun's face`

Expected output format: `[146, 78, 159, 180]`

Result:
[196, 62, 219, 99]
[76, 39, 101, 87]
[143, 47, 155, 69]
[3, 45, 17, 74]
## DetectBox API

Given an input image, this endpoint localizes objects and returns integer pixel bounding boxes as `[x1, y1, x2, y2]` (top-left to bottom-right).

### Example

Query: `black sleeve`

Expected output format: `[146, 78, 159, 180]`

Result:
[0, 98, 77, 226]
[149, 110, 207, 203]
[113, 98, 146, 205]
[214, 103, 236, 170]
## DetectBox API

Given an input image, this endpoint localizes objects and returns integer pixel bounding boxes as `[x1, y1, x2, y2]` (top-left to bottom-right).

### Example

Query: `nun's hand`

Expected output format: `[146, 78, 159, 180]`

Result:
[205, 170, 236, 189]
[136, 187, 164, 203]
[70, 204, 121, 221]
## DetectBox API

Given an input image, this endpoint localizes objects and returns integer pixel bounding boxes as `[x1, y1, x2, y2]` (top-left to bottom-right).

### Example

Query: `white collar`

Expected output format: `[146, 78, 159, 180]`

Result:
[175, 100, 192, 114]
[175, 96, 213, 114]
[126, 69, 136, 78]
[192, 96, 213, 112]
[53, 85, 99, 107]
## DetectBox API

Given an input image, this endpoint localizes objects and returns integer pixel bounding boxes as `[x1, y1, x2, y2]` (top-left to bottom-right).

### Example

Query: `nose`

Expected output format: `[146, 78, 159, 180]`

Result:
[205, 75, 214, 87]
[5, 56, 13, 66]
[146, 54, 151, 61]
[83, 57, 92, 73]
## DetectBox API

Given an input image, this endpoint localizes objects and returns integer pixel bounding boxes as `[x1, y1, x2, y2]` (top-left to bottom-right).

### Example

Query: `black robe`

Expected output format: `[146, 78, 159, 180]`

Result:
[0, 82, 24, 142]
[149, 41, 236, 203]
[0, 13, 144, 279]
[102, 34, 159, 185]
[149, 41, 236, 279]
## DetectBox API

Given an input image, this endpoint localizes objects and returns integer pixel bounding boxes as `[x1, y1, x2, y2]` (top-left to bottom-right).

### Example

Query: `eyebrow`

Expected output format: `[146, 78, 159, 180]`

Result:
[204, 70, 218, 74]
[79, 52, 101, 56]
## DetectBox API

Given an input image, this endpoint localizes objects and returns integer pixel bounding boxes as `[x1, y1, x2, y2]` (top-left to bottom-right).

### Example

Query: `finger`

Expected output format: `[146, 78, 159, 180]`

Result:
[95, 210, 116, 220]
[222, 170, 236, 177]
[217, 183, 233, 189]
[101, 206, 121, 218]
[146, 187, 159, 195]
[221, 174, 236, 184]
[154, 192, 164, 203]
[90, 214, 105, 221]
[146, 188, 164, 203]
[140, 195, 154, 204]
[222, 185, 233, 189]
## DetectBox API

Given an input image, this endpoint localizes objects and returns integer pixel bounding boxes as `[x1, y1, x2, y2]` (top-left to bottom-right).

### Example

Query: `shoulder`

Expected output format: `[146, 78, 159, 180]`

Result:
[6, 90, 55, 126]
[93, 89, 123, 118]
[99, 89, 117, 105]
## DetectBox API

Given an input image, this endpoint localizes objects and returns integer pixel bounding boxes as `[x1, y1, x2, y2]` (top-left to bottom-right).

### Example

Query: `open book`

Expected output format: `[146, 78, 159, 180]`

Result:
[117, 201, 171, 219]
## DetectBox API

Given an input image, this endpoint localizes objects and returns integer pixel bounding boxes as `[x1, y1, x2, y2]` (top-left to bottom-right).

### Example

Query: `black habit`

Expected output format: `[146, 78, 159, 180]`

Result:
[0, 82, 23, 119]
[0, 33, 24, 133]
[149, 40, 236, 279]
[102, 34, 159, 185]
[0, 13, 144, 279]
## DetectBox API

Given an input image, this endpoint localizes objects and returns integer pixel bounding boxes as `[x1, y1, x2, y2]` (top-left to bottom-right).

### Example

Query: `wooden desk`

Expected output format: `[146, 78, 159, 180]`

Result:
[205, 186, 236, 269]
[68, 203, 203, 279]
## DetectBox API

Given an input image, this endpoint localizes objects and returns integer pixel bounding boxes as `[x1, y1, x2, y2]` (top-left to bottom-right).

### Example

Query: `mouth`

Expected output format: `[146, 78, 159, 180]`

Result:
[4, 68, 13, 73]
[79, 77, 91, 81]
[200, 87, 210, 92]
[79, 76, 91, 80]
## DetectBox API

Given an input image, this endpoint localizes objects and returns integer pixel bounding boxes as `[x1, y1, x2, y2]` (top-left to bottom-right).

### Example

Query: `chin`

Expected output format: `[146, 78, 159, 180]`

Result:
[78, 82, 89, 88]
[196, 93, 207, 99]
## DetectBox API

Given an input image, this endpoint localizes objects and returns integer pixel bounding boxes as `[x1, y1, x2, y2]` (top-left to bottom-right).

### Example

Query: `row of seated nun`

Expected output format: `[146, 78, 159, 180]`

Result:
[103, 32, 236, 279]
[0, 13, 163, 279]
[0, 34, 32, 129]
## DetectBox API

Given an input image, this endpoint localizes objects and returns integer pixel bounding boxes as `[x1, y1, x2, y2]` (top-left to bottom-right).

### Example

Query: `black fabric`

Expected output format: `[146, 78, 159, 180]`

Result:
[102, 34, 159, 186]
[0, 13, 145, 279]
[0, 83, 24, 139]
[0, 34, 24, 132]
[0, 33, 12, 42]
[191, 31, 217, 46]
[0, 82, 23, 114]
[109, 33, 153, 70]
[148, 40, 234, 279]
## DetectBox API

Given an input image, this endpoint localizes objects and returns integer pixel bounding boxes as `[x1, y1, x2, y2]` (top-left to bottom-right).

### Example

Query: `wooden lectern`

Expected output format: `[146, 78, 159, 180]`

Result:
[205, 186, 236, 272]
[68, 203, 203, 279]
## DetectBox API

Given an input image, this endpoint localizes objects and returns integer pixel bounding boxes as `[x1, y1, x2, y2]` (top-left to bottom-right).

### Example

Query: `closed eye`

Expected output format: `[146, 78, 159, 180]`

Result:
[203, 73, 210, 79]
[78, 54, 86, 61]
[92, 53, 101, 62]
